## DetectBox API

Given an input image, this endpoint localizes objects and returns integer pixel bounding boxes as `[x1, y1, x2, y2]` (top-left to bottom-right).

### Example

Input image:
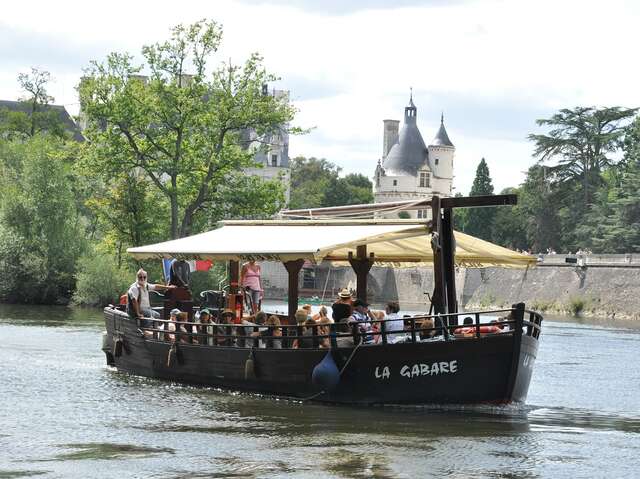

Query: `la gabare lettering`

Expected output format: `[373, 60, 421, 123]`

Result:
[374, 360, 458, 380]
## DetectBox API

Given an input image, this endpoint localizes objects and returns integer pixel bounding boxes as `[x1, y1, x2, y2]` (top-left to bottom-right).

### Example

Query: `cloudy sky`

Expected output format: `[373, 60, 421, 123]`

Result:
[2, 0, 639, 193]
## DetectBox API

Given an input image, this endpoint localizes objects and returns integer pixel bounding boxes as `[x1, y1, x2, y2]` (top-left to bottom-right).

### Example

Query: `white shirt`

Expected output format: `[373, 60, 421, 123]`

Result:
[384, 312, 406, 344]
[128, 282, 157, 309]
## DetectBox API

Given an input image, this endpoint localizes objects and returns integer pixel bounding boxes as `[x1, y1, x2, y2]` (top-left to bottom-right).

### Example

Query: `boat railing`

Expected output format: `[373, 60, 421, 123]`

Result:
[133, 303, 542, 349]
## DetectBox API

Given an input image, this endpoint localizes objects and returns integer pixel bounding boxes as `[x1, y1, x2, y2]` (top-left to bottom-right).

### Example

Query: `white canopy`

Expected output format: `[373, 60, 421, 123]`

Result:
[127, 220, 535, 268]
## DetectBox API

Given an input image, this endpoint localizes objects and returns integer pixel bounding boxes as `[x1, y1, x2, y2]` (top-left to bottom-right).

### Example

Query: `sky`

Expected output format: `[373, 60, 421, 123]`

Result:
[1, 0, 639, 194]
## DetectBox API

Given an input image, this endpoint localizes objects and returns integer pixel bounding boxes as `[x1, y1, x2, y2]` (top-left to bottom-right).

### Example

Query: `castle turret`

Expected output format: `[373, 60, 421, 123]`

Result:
[427, 113, 455, 195]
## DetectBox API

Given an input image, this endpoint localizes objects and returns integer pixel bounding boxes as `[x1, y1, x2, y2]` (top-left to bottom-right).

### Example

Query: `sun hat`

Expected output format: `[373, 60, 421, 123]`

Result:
[221, 309, 234, 316]
[170, 308, 181, 316]
[338, 288, 352, 299]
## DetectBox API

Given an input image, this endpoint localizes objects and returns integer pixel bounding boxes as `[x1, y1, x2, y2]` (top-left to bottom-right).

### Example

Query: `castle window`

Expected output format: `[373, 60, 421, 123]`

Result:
[271, 154, 278, 166]
[417, 209, 427, 219]
[393, 179, 398, 186]
[435, 158, 439, 165]
[419, 171, 430, 188]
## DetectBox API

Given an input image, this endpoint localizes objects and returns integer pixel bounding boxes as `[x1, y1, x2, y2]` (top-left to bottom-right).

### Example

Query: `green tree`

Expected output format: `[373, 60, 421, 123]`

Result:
[528, 106, 637, 207]
[0, 68, 66, 140]
[518, 165, 561, 252]
[0, 136, 85, 303]
[78, 20, 295, 239]
[289, 156, 373, 209]
[491, 187, 528, 250]
[465, 158, 495, 241]
[578, 116, 640, 252]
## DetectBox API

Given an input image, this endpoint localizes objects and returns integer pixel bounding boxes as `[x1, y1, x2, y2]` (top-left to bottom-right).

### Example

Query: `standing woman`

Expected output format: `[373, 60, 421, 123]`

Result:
[240, 260, 262, 314]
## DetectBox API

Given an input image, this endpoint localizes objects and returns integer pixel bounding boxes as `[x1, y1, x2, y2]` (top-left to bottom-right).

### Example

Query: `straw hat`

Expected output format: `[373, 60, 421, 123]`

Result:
[338, 288, 352, 299]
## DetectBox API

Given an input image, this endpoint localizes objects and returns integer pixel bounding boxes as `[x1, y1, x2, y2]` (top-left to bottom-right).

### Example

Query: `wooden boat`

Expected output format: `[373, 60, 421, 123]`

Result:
[102, 194, 543, 405]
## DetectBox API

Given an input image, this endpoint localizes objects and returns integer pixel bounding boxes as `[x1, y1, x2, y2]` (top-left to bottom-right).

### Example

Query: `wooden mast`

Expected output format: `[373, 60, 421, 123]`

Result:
[283, 259, 305, 322]
[348, 245, 375, 303]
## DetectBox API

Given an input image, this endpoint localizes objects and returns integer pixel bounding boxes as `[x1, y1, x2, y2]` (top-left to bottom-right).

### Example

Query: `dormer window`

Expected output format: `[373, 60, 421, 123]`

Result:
[271, 154, 278, 166]
[419, 171, 430, 188]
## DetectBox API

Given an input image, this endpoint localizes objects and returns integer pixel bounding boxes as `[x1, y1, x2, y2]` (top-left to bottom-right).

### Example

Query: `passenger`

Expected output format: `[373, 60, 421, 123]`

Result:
[312, 305, 331, 323]
[383, 301, 406, 344]
[127, 268, 175, 333]
[196, 308, 215, 345]
[331, 288, 353, 324]
[217, 309, 236, 346]
[317, 316, 332, 348]
[292, 309, 309, 348]
[255, 311, 268, 325]
[349, 299, 375, 343]
[251, 315, 282, 349]
[165, 308, 185, 343]
[298, 318, 318, 349]
[302, 304, 313, 318]
[240, 260, 262, 314]
[419, 317, 436, 340]
[454, 316, 476, 337]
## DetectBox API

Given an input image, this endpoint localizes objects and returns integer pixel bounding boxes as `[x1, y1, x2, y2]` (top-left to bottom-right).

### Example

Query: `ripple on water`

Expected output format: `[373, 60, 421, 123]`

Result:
[40, 443, 175, 461]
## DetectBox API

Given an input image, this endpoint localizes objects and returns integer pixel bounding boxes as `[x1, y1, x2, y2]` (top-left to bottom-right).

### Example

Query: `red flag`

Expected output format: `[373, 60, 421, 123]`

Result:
[195, 260, 212, 271]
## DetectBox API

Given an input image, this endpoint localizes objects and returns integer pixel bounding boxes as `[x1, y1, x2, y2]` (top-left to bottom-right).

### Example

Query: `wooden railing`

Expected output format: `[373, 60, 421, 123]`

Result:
[134, 303, 542, 349]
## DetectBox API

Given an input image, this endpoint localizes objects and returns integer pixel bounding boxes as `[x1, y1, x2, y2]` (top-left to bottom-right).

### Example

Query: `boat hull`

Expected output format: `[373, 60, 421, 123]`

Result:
[103, 308, 538, 405]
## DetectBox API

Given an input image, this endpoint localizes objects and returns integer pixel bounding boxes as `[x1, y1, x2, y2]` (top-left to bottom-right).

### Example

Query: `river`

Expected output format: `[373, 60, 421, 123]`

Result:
[1, 304, 639, 478]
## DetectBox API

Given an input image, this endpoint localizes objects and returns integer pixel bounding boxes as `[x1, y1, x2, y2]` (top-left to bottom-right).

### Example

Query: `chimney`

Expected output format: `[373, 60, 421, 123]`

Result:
[383, 119, 400, 158]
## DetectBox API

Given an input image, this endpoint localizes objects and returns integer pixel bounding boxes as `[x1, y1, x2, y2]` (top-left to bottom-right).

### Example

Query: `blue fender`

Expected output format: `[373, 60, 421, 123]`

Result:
[311, 351, 340, 391]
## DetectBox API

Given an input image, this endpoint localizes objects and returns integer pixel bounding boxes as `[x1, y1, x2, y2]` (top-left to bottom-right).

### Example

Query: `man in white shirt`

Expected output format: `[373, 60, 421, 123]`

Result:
[128, 268, 174, 327]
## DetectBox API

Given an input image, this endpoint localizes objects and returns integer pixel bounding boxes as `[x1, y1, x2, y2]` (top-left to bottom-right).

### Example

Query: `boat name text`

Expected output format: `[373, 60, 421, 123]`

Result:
[374, 360, 458, 380]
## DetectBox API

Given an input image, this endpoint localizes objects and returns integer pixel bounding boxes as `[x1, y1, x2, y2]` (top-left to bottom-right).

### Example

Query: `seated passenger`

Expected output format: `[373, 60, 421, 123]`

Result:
[292, 309, 309, 348]
[216, 309, 236, 346]
[312, 305, 331, 323]
[331, 289, 353, 323]
[196, 308, 215, 345]
[251, 315, 282, 349]
[317, 316, 332, 349]
[165, 308, 185, 343]
[349, 300, 375, 343]
[298, 318, 318, 349]
[383, 301, 406, 344]
[454, 316, 475, 337]
[419, 317, 436, 340]
[302, 304, 313, 318]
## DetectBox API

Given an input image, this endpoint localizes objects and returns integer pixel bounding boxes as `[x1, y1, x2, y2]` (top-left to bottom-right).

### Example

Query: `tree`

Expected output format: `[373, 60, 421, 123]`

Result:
[0, 136, 85, 303]
[491, 187, 528, 250]
[288, 156, 373, 209]
[79, 20, 295, 239]
[0, 68, 66, 139]
[464, 158, 495, 241]
[578, 116, 640, 252]
[528, 106, 637, 207]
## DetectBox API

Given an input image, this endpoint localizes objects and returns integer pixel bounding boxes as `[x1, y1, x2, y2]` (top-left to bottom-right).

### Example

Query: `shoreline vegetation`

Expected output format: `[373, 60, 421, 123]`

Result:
[0, 19, 639, 312]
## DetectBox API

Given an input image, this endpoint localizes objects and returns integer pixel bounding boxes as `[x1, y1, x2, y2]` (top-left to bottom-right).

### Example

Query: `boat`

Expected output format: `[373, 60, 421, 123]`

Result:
[102, 194, 542, 405]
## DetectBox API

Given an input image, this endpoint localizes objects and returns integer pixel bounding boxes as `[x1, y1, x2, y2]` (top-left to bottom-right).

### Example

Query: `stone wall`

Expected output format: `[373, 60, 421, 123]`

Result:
[262, 261, 640, 319]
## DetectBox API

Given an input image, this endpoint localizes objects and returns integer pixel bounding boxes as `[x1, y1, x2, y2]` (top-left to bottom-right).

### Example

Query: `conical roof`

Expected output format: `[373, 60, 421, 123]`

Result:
[382, 97, 427, 176]
[431, 115, 454, 147]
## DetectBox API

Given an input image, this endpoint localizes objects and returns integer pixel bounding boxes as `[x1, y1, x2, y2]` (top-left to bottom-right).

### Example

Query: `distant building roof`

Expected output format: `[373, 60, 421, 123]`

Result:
[431, 114, 453, 147]
[0, 99, 84, 141]
[382, 97, 427, 176]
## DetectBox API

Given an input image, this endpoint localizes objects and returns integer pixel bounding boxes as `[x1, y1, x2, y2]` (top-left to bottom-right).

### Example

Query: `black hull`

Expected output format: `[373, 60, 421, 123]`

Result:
[103, 308, 539, 406]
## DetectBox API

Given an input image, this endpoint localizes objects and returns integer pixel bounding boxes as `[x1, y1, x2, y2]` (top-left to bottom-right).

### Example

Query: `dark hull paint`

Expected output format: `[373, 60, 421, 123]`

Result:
[103, 308, 539, 405]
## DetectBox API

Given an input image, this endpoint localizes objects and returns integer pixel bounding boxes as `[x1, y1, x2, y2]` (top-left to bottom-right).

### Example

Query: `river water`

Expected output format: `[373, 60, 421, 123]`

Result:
[1, 304, 639, 478]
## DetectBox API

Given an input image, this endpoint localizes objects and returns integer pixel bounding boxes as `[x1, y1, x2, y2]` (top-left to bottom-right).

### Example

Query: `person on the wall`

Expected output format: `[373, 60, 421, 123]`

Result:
[240, 260, 262, 314]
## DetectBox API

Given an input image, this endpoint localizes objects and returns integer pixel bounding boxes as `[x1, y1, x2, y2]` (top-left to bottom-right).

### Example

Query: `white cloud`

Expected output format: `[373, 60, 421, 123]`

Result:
[1, 0, 639, 193]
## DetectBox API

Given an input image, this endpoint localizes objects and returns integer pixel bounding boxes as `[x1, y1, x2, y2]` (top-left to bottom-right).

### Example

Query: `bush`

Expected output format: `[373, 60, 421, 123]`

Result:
[566, 296, 588, 317]
[73, 251, 132, 306]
